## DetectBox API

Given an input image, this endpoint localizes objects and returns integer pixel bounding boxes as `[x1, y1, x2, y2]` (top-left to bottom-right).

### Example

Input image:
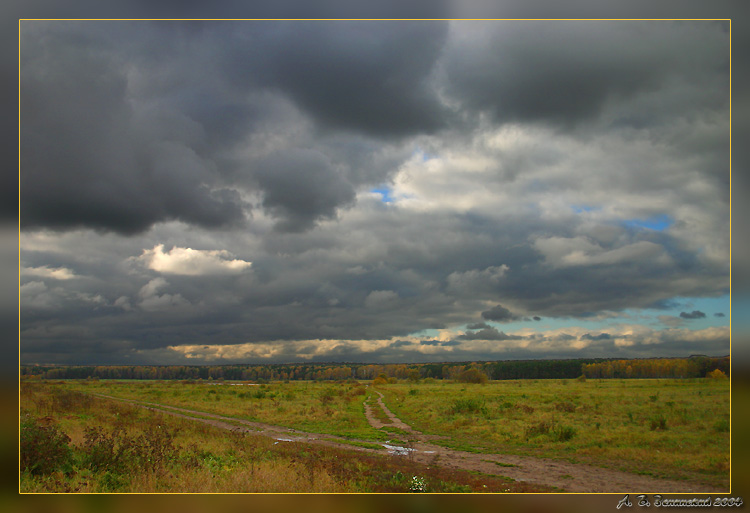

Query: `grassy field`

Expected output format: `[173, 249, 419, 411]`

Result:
[59, 379, 388, 441]
[378, 378, 730, 487]
[19, 377, 730, 492]
[19, 381, 549, 493]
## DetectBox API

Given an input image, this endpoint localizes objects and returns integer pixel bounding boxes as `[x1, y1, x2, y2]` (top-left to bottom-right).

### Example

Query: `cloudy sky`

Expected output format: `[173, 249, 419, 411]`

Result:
[19, 20, 730, 365]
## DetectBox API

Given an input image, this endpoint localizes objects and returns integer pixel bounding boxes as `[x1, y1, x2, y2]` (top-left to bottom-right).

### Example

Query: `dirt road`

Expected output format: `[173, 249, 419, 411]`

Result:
[95, 391, 721, 493]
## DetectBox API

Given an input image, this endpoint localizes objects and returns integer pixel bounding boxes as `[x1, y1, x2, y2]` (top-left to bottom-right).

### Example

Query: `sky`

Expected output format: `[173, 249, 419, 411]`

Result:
[19, 19, 731, 365]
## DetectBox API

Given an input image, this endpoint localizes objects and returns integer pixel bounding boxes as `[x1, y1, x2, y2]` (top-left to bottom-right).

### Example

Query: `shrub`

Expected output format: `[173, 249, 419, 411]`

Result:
[525, 420, 553, 438]
[707, 369, 728, 380]
[83, 427, 123, 472]
[576, 375, 586, 382]
[551, 425, 577, 442]
[20, 415, 73, 475]
[132, 426, 178, 471]
[348, 386, 366, 397]
[450, 398, 488, 416]
[456, 368, 488, 384]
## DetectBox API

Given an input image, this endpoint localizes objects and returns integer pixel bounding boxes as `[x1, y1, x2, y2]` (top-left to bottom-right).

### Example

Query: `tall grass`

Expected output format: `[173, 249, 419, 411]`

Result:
[20, 381, 552, 493]
[379, 378, 729, 489]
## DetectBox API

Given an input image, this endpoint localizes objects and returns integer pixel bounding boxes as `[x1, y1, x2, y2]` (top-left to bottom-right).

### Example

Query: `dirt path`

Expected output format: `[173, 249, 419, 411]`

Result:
[362, 390, 722, 493]
[94, 392, 721, 493]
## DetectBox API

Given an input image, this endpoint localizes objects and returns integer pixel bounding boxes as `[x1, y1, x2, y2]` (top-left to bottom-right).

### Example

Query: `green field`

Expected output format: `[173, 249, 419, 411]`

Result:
[377, 378, 730, 487]
[19, 377, 730, 492]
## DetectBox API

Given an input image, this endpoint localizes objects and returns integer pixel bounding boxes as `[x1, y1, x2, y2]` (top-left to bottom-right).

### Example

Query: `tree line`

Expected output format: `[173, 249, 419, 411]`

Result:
[20, 355, 728, 382]
[581, 356, 729, 379]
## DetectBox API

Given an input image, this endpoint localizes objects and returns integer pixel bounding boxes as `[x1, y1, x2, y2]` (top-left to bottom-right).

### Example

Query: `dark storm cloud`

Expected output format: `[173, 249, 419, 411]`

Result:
[19, 21, 451, 235]
[680, 310, 707, 320]
[228, 21, 450, 138]
[20, 23, 247, 234]
[252, 148, 357, 232]
[714, 312, 726, 318]
[17, 16, 732, 366]
[457, 327, 523, 341]
[442, 21, 729, 128]
[481, 304, 519, 322]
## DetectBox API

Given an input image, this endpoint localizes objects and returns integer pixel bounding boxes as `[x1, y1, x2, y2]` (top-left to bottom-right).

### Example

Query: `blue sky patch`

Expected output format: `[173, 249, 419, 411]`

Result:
[623, 214, 673, 232]
[371, 186, 394, 203]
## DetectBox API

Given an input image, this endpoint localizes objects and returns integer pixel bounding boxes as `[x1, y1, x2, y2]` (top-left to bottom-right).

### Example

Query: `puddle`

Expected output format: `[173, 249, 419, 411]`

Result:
[382, 443, 415, 456]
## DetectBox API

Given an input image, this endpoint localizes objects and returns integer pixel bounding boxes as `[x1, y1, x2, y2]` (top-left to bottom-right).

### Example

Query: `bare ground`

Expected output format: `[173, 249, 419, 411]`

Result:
[93, 391, 722, 493]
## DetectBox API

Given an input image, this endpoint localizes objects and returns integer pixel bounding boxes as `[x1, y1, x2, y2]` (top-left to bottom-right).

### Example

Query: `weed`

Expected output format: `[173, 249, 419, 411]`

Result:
[551, 425, 577, 442]
[649, 415, 668, 431]
[525, 420, 552, 438]
[20, 414, 73, 475]
[451, 398, 488, 416]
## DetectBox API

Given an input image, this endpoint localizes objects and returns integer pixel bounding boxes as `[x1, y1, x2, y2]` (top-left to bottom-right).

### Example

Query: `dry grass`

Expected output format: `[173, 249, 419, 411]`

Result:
[19, 381, 554, 493]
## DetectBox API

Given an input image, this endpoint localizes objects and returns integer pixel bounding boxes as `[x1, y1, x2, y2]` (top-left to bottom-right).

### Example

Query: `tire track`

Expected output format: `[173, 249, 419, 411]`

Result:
[362, 389, 724, 493]
[91, 391, 723, 493]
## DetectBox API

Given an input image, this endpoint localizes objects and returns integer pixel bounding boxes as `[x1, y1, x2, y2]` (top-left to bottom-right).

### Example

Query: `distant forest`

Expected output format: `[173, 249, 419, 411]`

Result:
[21, 355, 729, 382]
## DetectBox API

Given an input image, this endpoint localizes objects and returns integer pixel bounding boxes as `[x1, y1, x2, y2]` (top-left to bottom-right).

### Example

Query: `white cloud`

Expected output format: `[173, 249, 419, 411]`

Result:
[21, 265, 77, 280]
[137, 244, 252, 276]
[534, 237, 672, 268]
[138, 277, 189, 311]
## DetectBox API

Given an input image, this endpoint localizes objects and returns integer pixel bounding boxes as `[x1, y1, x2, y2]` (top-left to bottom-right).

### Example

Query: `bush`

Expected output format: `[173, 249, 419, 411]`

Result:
[450, 398, 488, 416]
[707, 369, 728, 380]
[551, 425, 577, 442]
[525, 420, 553, 438]
[456, 368, 488, 384]
[132, 426, 178, 471]
[20, 415, 73, 475]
